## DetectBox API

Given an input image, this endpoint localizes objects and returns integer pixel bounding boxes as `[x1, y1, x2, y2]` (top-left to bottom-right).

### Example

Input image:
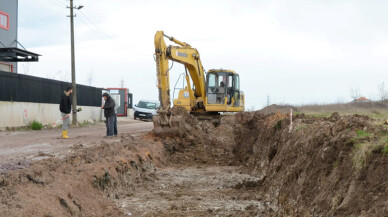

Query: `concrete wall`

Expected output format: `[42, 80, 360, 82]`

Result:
[0, 101, 103, 129]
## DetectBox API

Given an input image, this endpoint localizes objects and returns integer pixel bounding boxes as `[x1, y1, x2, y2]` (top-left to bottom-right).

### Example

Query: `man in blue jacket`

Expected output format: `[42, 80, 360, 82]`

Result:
[102, 92, 116, 138]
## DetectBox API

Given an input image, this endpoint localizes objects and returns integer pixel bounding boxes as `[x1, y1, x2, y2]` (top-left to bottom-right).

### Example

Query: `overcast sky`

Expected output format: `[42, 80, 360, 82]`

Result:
[18, 0, 388, 109]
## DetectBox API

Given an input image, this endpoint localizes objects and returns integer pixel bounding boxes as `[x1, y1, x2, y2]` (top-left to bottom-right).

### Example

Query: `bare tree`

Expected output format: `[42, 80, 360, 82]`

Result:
[336, 97, 345, 104]
[350, 86, 361, 101]
[377, 82, 388, 101]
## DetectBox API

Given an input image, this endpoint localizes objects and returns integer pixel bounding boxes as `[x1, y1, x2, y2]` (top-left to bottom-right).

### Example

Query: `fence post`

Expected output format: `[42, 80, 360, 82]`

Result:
[289, 109, 293, 132]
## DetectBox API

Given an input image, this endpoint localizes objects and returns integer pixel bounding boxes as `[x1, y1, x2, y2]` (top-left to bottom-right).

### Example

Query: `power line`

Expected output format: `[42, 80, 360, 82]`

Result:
[78, 10, 114, 38]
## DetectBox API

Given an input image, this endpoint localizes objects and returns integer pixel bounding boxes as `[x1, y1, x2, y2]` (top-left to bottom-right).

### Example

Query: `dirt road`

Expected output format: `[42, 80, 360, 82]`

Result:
[0, 118, 153, 171]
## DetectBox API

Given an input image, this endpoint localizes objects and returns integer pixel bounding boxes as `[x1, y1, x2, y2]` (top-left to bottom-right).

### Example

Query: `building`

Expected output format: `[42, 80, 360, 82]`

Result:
[353, 97, 371, 103]
[0, 0, 39, 73]
[0, 1, 101, 129]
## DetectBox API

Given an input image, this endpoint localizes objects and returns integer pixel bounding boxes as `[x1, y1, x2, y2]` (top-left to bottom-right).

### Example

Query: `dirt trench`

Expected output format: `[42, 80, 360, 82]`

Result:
[1, 111, 388, 216]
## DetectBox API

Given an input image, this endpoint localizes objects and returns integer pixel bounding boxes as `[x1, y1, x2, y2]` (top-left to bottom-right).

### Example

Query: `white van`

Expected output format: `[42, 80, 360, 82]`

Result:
[133, 100, 160, 120]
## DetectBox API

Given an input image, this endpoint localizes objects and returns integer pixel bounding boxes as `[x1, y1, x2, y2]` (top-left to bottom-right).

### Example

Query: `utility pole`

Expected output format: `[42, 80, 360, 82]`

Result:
[266, 95, 270, 106]
[67, 0, 83, 125]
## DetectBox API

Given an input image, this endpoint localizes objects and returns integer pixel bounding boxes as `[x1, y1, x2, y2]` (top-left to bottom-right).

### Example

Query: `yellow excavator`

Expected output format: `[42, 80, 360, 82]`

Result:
[153, 31, 244, 135]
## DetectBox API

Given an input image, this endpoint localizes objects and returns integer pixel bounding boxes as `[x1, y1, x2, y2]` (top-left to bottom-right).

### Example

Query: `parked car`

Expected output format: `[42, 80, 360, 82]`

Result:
[133, 100, 160, 120]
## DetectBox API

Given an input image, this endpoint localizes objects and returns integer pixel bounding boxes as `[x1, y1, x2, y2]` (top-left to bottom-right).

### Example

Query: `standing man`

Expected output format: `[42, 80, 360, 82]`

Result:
[60, 86, 72, 139]
[105, 92, 119, 137]
[102, 92, 116, 138]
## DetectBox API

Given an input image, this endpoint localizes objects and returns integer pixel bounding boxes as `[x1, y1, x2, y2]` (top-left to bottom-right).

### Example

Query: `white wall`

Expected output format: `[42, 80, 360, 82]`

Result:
[0, 101, 103, 129]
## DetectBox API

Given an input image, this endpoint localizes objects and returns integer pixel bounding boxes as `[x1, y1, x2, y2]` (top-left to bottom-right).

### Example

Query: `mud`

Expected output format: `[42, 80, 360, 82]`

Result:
[233, 112, 388, 216]
[118, 166, 266, 216]
[1, 111, 388, 216]
[0, 134, 165, 216]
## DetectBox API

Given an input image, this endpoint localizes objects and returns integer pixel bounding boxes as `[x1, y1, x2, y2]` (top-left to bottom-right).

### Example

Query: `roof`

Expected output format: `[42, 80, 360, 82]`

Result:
[0, 47, 40, 62]
[356, 97, 370, 101]
[208, 69, 237, 74]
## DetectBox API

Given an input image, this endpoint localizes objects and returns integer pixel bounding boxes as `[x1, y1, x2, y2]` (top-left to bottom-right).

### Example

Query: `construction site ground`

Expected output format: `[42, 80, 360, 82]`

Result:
[1, 110, 388, 216]
[0, 118, 152, 170]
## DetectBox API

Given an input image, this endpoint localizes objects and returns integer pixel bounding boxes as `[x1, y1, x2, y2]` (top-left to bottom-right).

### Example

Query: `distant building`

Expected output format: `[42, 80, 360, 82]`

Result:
[353, 97, 371, 103]
[0, 0, 39, 73]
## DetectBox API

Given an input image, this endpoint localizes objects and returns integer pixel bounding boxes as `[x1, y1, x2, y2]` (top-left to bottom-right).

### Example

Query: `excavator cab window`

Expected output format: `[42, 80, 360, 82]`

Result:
[207, 73, 217, 104]
[227, 74, 234, 105]
[218, 73, 227, 104]
[208, 73, 216, 91]
[206, 72, 227, 104]
[234, 74, 240, 106]
[235, 75, 240, 90]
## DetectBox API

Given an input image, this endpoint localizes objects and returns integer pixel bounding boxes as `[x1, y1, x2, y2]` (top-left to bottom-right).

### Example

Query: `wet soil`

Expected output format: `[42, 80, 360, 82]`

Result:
[118, 166, 266, 216]
[1, 112, 388, 216]
[0, 119, 152, 171]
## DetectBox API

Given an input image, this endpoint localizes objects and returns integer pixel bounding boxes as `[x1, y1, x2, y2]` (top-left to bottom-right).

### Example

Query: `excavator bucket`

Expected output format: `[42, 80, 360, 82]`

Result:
[152, 107, 198, 137]
[152, 114, 184, 137]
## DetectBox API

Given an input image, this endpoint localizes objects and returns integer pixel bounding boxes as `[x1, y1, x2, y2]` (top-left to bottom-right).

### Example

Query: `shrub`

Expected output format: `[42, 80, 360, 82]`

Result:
[30, 120, 43, 130]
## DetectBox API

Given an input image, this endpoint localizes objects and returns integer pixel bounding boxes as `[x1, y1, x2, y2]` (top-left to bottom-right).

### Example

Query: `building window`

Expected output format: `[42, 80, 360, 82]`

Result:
[0, 11, 9, 30]
[0, 62, 13, 72]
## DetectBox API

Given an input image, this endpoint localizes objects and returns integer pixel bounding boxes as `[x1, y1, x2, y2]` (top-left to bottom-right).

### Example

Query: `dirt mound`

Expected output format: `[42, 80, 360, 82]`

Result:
[233, 112, 388, 216]
[160, 110, 388, 216]
[0, 134, 165, 217]
[159, 114, 236, 166]
[257, 104, 297, 115]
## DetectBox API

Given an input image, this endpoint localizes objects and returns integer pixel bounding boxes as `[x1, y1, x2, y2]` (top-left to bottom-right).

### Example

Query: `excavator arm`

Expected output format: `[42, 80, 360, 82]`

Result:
[154, 31, 206, 114]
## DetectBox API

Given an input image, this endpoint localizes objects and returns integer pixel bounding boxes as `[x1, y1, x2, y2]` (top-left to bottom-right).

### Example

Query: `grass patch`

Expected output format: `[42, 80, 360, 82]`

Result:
[306, 113, 332, 118]
[352, 139, 386, 170]
[80, 120, 95, 127]
[352, 143, 371, 170]
[30, 120, 43, 130]
[356, 130, 371, 138]
[382, 137, 388, 155]
[297, 102, 388, 121]
[295, 124, 307, 131]
[349, 130, 372, 144]
[382, 144, 388, 155]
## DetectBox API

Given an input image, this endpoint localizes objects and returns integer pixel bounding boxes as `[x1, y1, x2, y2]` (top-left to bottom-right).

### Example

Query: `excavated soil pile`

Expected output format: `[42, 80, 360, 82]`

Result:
[257, 104, 298, 115]
[0, 135, 165, 216]
[161, 110, 388, 216]
[159, 111, 237, 166]
[233, 111, 388, 216]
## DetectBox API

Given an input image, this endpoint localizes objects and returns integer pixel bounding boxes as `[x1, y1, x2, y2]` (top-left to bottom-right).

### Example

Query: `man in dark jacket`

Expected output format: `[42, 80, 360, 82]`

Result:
[60, 86, 72, 138]
[102, 92, 116, 138]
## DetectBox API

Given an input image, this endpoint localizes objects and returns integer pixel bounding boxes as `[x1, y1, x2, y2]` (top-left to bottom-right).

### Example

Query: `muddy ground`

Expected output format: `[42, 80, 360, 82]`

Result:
[1, 112, 388, 216]
[0, 119, 152, 171]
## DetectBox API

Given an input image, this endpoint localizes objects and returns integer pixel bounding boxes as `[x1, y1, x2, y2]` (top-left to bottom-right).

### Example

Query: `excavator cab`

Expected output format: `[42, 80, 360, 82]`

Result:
[205, 69, 244, 112]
